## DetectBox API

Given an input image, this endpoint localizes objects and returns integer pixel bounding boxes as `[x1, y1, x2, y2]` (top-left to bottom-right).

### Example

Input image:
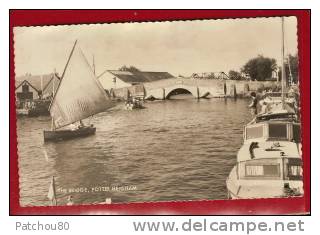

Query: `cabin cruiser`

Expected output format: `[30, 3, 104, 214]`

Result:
[226, 119, 303, 199]
[226, 17, 303, 200]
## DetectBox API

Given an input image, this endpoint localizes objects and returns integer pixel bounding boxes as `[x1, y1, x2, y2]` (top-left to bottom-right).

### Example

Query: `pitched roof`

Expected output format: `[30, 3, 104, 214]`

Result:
[15, 80, 39, 92]
[135, 71, 174, 82]
[100, 70, 174, 84]
[15, 73, 55, 91]
[108, 70, 147, 83]
[42, 75, 61, 95]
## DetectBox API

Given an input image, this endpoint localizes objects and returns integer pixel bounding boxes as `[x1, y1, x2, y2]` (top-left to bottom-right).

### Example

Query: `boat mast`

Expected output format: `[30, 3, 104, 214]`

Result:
[49, 40, 78, 110]
[48, 40, 78, 131]
[281, 17, 286, 109]
[52, 69, 56, 97]
[287, 54, 294, 85]
[92, 54, 96, 76]
[51, 69, 56, 131]
[40, 75, 43, 98]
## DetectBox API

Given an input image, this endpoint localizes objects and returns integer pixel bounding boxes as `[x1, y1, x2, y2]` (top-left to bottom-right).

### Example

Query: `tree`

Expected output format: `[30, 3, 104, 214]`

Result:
[207, 73, 216, 79]
[278, 53, 299, 84]
[228, 70, 242, 80]
[241, 55, 277, 81]
[119, 65, 141, 72]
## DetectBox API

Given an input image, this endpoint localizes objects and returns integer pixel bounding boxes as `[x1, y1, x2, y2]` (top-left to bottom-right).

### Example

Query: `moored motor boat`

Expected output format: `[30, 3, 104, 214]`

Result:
[226, 98, 303, 199]
[226, 17, 303, 200]
[226, 140, 303, 199]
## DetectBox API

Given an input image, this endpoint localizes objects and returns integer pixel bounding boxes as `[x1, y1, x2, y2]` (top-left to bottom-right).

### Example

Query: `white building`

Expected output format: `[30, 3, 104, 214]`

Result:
[97, 70, 174, 91]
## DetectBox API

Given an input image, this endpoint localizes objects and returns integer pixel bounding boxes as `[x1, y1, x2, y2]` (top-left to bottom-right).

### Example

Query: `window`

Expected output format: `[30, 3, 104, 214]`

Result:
[246, 125, 263, 139]
[263, 165, 280, 176]
[269, 123, 287, 139]
[293, 124, 301, 143]
[286, 158, 302, 180]
[288, 165, 302, 180]
[245, 164, 280, 177]
[246, 165, 263, 176]
[289, 165, 302, 176]
[22, 84, 29, 93]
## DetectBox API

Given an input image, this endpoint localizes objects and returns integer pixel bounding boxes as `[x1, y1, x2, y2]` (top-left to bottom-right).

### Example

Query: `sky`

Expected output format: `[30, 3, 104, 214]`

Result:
[13, 16, 297, 77]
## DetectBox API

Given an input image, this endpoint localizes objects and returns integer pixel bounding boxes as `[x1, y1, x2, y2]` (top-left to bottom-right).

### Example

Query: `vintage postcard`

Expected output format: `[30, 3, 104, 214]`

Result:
[11, 12, 309, 214]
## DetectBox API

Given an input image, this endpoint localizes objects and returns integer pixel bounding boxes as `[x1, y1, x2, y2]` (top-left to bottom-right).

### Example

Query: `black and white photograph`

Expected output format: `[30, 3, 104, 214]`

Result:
[13, 16, 303, 207]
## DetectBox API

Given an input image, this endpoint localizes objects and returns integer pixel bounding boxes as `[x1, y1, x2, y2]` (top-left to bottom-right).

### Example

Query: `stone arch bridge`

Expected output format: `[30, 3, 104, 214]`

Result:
[112, 78, 279, 100]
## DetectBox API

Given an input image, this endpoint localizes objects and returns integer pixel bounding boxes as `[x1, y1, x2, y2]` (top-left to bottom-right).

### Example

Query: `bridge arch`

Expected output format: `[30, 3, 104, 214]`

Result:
[164, 85, 199, 99]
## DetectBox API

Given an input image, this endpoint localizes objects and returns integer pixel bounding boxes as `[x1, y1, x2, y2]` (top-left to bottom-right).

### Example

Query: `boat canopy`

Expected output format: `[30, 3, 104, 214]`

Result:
[244, 121, 300, 143]
[253, 101, 297, 123]
[262, 91, 298, 99]
[50, 41, 113, 129]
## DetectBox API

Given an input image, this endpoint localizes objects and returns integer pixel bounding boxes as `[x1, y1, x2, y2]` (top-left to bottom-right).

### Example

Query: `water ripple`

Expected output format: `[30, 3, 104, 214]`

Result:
[17, 98, 252, 206]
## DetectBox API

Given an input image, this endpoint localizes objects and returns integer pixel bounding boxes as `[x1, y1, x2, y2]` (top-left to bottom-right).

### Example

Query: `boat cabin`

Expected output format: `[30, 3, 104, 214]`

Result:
[237, 156, 302, 181]
[236, 141, 302, 181]
[262, 92, 296, 101]
[255, 111, 297, 123]
[244, 121, 300, 143]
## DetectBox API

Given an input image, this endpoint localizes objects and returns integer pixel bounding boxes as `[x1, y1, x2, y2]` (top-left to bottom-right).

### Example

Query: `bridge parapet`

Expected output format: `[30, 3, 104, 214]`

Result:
[111, 78, 280, 99]
[225, 80, 280, 97]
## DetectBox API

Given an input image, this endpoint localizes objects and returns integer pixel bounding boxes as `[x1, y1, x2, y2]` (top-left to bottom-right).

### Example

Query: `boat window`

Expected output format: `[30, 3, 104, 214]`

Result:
[289, 165, 302, 176]
[269, 123, 287, 139]
[246, 165, 264, 176]
[293, 124, 301, 143]
[287, 165, 303, 180]
[287, 158, 302, 180]
[245, 164, 280, 177]
[246, 125, 264, 140]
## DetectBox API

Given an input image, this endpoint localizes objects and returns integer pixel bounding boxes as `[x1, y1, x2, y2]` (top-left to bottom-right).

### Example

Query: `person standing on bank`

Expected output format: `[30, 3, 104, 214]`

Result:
[248, 92, 258, 115]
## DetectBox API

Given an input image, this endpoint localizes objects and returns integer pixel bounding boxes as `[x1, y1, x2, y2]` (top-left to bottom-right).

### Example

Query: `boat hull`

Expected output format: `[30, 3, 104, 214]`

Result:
[44, 126, 96, 142]
[226, 166, 303, 199]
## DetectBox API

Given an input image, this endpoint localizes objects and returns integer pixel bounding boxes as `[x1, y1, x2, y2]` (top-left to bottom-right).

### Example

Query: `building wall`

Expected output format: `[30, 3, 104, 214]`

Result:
[15, 83, 38, 100]
[98, 72, 131, 90]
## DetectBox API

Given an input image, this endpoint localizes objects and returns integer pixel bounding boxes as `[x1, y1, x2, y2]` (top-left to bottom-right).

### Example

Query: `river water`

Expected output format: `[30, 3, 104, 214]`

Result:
[17, 97, 252, 206]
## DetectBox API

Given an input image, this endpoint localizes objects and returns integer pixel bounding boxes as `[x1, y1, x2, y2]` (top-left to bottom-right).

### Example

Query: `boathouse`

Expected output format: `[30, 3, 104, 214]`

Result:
[15, 73, 60, 101]
[15, 80, 40, 101]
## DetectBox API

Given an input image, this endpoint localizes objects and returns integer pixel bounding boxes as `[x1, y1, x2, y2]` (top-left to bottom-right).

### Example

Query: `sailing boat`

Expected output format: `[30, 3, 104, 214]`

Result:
[44, 40, 115, 142]
[225, 18, 303, 199]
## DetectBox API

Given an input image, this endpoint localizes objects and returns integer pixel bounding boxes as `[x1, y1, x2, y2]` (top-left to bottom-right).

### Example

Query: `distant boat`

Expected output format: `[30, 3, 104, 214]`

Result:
[124, 97, 145, 110]
[44, 40, 115, 142]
